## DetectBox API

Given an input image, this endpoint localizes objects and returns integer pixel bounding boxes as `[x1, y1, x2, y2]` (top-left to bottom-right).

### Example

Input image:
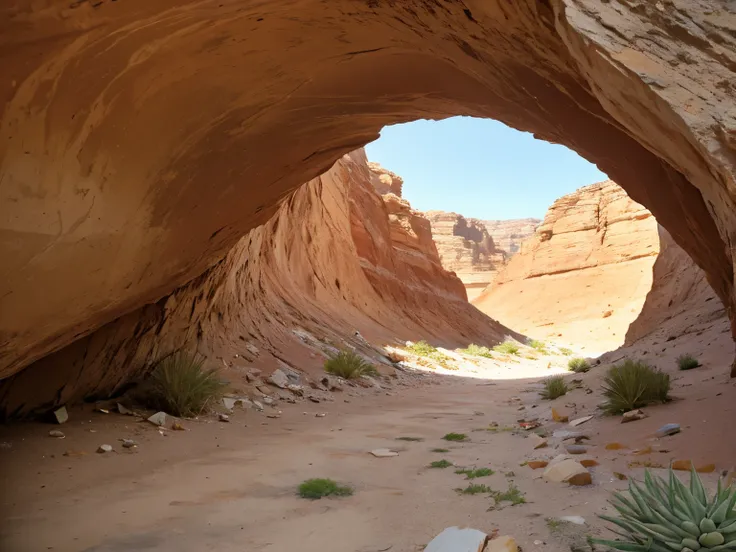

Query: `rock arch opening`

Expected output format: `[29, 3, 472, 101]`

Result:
[1, 1, 735, 414]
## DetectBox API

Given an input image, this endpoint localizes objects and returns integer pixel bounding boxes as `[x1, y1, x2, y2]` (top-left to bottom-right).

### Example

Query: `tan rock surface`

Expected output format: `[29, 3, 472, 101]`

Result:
[0, 149, 514, 417]
[483, 219, 541, 257]
[426, 211, 508, 301]
[368, 162, 403, 197]
[1, 0, 736, 382]
[474, 181, 660, 353]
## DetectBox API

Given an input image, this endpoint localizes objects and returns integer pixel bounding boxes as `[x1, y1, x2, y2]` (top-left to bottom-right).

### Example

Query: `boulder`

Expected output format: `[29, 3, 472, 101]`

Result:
[268, 369, 290, 389]
[424, 527, 488, 552]
[147, 412, 167, 427]
[543, 459, 592, 486]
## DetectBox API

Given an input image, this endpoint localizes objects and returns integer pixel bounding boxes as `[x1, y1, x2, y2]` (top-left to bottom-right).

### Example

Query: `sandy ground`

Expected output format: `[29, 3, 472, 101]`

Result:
[1, 316, 735, 552]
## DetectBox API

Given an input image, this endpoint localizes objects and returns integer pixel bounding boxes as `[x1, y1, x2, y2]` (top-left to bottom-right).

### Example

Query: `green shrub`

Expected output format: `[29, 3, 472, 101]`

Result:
[568, 357, 591, 373]
[324, 350, 378, 379]
[429, 459, 453, 469]
[405, 340, 453, 367]
[460, 344, 494, 358]
[540, 376, 568, 400]
[528, 339, 549, 354]
[431, 448, 449, 453]
[298, 478, 353, 499]
[676, 353, 700, 371]
[396, 436, 423, 442]
[455, 467, 494, 479]
[147, 351, 226, 417]
[443, 432, 468, 442]
[595, 468, 736, 552]
[494, 340, 520, 355]
[456, 483, 492, 495]
[490, 484, 526, 506]
[601, 359, 671, 414]
[559, 347, 573, 356]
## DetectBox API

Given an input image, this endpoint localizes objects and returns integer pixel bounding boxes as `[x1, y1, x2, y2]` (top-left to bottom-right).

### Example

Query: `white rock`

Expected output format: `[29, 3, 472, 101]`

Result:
[315, 412, 327, 418]
[97, 444, 113, 453]
[424, 527, 488, 552]
[219, 413, 230, 422]
[486, 536, 519, 552]
[53, 406, 69, 424]
[252, 400, 264, 411]
[121, 439, 137, 449]
[287, 384, 304, 396]
[48, 430, 65, 438]
[370, 448, 399, 458]
[569, 415, 593, 427]
[559, 516, 586, 525]
[543, 459, 592, 486]
[147, 412, 167, 427]
[622, 409, 646, 424]
[117, 403, 133, 415]
[268, 369, 289, 389]
[529, 433, 547, 449]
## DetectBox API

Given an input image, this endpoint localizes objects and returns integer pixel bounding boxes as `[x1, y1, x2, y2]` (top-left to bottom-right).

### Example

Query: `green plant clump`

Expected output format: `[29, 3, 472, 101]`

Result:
[595, 468, 736, 552]
[460, 344, 494, 358]
[298, 478, 353, 499]
[429, 459, 453, 469]
[602, 359, 671, 414]
[568, 357, 591, 373]
[443, 432, 468, 442]
[324, 350, 378, 379]
[528, 339, 549, 354]
[456, 483, 493, 495]
[396, 436, 423, 442]
[494, 340, 521, 355]
[540, 376, 568, 400]
[147, 351, 226, 417]
[559, 347, 574, 356]
[455, 467, 495, 479]
[431, 448, 449, 453]
[404, 340, 453, 367]
[677, 354, 701, 371]
[491, 484, 526, 506]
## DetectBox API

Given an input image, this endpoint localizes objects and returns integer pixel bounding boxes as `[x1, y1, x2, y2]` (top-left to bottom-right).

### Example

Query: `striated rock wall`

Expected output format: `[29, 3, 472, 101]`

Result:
[2, 0, 736, 381]
[483, 219, 541, 257]
[474, 180, 660, 353]
[368, 162, 404, 197]
[0, 149, 513, 418]
[426, 211, 508, 301]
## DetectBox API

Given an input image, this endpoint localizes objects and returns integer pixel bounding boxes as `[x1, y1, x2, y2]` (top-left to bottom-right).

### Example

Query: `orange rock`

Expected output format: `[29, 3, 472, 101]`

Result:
[696, 464, 716, 473]
[672, 460, 694, 471]
[613, 472, 628, 480]
[580, 459, 599, 468]
[552, 408, 569, 423]
[633, 446, 653, 456]
[527, 461, 549, 470]
[605, 442, 628, 450]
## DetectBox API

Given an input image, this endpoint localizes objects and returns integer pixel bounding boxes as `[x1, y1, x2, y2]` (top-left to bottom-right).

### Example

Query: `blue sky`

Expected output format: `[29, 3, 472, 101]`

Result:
[365, 117, 607, 220]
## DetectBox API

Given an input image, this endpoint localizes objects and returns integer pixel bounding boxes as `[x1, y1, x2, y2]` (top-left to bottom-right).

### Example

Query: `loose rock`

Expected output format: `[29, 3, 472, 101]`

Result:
[424, 526, 488, 552]
[370, 448, 399, 458]
[97, 444, 113, 453]
[117, 403, 133, 415]
[622, 409, 646, 423]
[565, 444, 588, 455]
[655, 423, 680, 437]
[147, 412, 167, 427]
[171, 422, 185, 431]
[48, 430, 65, 438]
[530, 433, 548, 449]
[219, 413, 230, 422]
[486, 536, 518, 552]
[569, 415, 593, 427]
[222, 397, 238, 411]
[551, 408, 569, 423]
[527, 461, 549, 470]
[287, 384, 304, 396]
[268, 369, 289, 389]
[559, 516, 586, 525]
[315, 412, 327, 418]
[252, 400, 264, 411]
[121, 439, 137, 449]
[53, 406, 69, 424]
[543, 459, 592, 486]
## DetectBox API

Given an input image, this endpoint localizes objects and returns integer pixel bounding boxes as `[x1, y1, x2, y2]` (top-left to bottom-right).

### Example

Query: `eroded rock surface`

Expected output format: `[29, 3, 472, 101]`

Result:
[474, 181, 660, 352]
[483, 219, 541, 257]
[1, 0, 735, 382]
[0, 149, 512, 417]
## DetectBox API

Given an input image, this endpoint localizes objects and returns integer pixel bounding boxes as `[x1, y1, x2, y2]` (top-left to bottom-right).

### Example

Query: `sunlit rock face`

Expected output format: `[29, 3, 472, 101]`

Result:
[1, 0, 735, 394]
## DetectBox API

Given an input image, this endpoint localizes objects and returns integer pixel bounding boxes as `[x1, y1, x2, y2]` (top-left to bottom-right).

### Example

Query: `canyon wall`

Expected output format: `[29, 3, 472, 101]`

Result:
[474, 180, 660, 354]
[483, 219, 541, 257]
[425, 212, 508, 301]
[0, 149, 514, 418]
[2, 0, 736, 382]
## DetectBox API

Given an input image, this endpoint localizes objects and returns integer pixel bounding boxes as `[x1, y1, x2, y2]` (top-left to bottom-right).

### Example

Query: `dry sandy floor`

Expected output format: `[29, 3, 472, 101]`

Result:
[2, 319, 735, 552]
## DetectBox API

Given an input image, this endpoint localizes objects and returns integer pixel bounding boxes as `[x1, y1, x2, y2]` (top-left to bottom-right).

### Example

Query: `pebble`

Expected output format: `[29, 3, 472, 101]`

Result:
[117, 403, 133, 415]
[370, 448, 399, 458]
[218, 413, 230, 422]
[147, 412, 167, 427]
[97, 444, 113, 453]
[315, 413, 327, 418]
[121, 439, 137, 449]
[48, 430, 65, 439]
[569, 415, 593, 427]
[622, 409, 646, 424]
[53, 406, 69, 424]
[655, 423, 680, 437]
[565, 444, 588, 455]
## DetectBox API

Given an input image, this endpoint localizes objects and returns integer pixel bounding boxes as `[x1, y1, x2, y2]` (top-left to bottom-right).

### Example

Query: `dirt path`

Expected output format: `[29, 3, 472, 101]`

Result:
[2, 331, 735, 552]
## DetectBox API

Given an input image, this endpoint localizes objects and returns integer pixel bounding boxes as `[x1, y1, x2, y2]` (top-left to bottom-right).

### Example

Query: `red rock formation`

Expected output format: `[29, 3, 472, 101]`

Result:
[483, 219, 541, 257]
[474, 181, 660, 353]
[0, 149, 513, 417]
[426, 211, 508, 301]
[368, 162, 404, 197]
[1, 1, 735, 381]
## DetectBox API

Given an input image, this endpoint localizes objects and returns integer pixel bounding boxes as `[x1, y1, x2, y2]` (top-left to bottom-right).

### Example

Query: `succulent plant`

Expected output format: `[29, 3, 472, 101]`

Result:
[596, 468, 736, 552]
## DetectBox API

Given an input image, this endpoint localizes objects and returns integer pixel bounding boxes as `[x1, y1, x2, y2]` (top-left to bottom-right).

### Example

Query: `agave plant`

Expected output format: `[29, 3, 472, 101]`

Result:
[596, 468, 736, 552]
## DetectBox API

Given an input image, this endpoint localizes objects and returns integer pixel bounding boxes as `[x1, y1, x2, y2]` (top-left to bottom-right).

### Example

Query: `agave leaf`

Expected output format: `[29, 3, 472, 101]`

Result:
[713, 490, 736, 526]
[645, 504, 691, 538]
[645, 471, 669, 504]
[592, 539, 653, 552]
[675, 472, 707, 519]
[615, 491, 645, 517]
[719, 520, 736, 533]
[690, 468, 708, 508]
[630, 482, 657, 522]
[705, 543, 736, 552]
[626, 518, 683, 546]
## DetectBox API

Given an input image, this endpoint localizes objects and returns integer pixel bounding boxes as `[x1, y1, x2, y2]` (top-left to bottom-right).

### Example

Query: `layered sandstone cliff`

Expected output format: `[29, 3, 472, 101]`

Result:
[425, 212, 508, 301]
[0, 149, 513, 418]
[474, 180, 660, 353]
[483, 219, 541, 257]
[2, 0, 736, 382]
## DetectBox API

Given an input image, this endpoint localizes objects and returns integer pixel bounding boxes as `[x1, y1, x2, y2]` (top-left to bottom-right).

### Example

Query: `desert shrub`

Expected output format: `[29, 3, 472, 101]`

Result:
[559, 347, 573, 356]
[324, 350, 378, 379]
[676, 353, 700, 371]
[429, 459, 453, 469]
[396, 436, 423, 442]
[456, 483, 492, 495]
[455, 467, 494, 479]
[595, 468, 736, 552]
[601, 359, 671, 414]
[493, 340, 520, 355]
[298, 478, 353, 499]
[406, 340, 453, 367]
[568, 357, 591, 373]
[528, 339, 549, 354]
[460, 344, 494, 358]
[431, 448, 449, 453]
[490, 484, 526, 506]
[540, 376, 568, 400]
[147, 351, 226, 417]
[443, 432, 468, 442]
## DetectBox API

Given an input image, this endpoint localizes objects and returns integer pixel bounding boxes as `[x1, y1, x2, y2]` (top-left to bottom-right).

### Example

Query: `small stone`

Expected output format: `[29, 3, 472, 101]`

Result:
[622, 409, 647, 424]
[308, 396, 320, 403]
[569, 415, 593, 427]
[121, 439, 137, 449]
[171, 422, 185, 431]
[256, 385, 272, 395]
[530, 433, 548, 449]
[321, 375, 342, 391]
[287, 384, 304, 396]
[252, 401, 264, 411]
[613, 472, 628, 480]
[222, 397, 238, 411]
[266, 414, 280, 419]
[553, 430, 584, 440]
[559, 516, 586, 525]
[655, 423, 680, 437]
[97, 444, 113, 453]
[53, 406, 69, 424]
[268, 369, 289, 389]
[424, 527, 488, 552]
[262, 396, 275, 406]
[315, 413, 327, 418]
[486, 535, 518, 552]
[527, 461, 549, 470]
[117, 403, 133, 415]
[579, 459, 599, 468]
[370, 448, 399, 458]
[551, 408, 568, 423]
[48, 430, 65, 438]
[534, 540, 544, 546]
[605, 442, 628, 450]
[147, 412, 167, 427]
[543, 459, 592, 486]
[63, 450, 86, 457]
[219, 413, 230, 422]
[565, 444, 588, 455]
[672, 460, 693, 471]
